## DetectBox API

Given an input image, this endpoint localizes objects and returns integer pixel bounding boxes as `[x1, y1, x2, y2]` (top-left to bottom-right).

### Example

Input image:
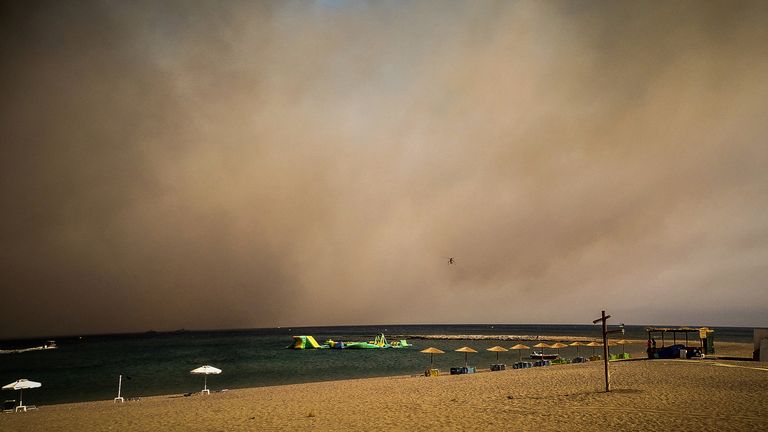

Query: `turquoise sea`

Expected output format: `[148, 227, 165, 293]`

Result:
[0, 324, 753, 406]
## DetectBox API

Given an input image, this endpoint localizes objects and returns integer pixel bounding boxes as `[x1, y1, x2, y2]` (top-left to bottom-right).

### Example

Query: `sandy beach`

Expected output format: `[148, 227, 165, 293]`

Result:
[2, 342, 765, 431]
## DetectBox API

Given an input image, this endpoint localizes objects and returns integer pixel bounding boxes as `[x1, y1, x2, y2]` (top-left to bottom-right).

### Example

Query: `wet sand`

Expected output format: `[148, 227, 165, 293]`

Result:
[2, 343, 764, 431]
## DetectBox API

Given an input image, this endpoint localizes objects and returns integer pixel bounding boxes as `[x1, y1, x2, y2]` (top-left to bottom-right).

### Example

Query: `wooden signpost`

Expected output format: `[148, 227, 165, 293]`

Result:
[592, 310, 624, 392]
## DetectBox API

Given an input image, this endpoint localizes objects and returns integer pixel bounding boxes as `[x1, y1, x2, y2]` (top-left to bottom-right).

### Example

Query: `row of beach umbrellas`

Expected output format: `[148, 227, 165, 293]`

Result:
[420, 340, 634, 367]
[3, 365, 222, 412]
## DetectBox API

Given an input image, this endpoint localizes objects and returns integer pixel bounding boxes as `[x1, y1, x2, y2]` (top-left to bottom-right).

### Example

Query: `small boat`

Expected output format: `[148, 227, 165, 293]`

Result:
[529, 351, 559, 360]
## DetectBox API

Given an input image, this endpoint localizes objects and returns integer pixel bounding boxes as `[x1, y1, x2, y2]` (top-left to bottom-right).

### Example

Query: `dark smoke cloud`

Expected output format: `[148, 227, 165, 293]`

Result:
[1, 0, 767, 338]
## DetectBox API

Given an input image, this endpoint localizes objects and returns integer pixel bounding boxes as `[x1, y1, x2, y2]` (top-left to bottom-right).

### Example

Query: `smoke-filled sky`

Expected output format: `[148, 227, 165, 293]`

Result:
[1, 0, 767, 339]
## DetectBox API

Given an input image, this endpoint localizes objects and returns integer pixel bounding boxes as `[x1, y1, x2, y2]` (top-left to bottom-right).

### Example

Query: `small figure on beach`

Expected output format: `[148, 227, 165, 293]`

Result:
[448, 257, 455, 265]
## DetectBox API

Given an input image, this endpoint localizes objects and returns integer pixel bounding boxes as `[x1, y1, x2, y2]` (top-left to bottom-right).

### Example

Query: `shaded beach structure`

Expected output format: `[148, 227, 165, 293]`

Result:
[486, 345, 508, 362]
[486, 346, 508, 371]
[452, 347, 478, 374]
[455, 347, 477, 367]
[2, 379, 41, 412]
[510, 344, 530, 362]
[420, 347, 445, 376]
[586, 341, 602, 359]
[190, 365, 221, 395]
[569, 341, 584, 357]
[646, 327, 713, 359]
[615, 339, 632, 358]
[549, 342, 568, 358]
[531, 342, 554, 359]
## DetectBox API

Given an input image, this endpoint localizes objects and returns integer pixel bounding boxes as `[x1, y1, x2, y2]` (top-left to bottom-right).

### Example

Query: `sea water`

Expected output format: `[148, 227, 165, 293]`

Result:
[0, 324, 753, 405]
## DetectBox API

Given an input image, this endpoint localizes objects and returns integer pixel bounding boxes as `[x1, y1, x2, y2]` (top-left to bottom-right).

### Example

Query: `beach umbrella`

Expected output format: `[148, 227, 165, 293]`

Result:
[486, 345, 509, 362]
[569, 341, 584, 357]
[510, 344, 530, 361]
[420, 347, 445, 369]
[533, 342, 550, 358]
[190, 365, 221, 394]
[455, 346, 478, 367]
[2, 379, 41, 410]
[616, 339, 631, 354]
[550, 342, 568, 358]
[586, 341, 601, 356]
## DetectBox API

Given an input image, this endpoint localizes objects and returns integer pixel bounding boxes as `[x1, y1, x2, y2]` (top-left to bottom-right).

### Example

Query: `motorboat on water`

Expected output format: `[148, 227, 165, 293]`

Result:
[529, 351, 559, 360]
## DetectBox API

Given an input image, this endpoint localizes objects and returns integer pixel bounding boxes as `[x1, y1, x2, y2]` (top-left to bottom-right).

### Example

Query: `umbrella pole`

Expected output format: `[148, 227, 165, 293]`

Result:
[431, 353, 434, 368]
[204, 375, 208, 392]
[19, 389, 23, 407]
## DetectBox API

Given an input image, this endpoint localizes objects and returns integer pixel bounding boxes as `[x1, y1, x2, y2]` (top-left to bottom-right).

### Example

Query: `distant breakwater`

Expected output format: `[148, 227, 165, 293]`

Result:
[398, 334, 628, 343]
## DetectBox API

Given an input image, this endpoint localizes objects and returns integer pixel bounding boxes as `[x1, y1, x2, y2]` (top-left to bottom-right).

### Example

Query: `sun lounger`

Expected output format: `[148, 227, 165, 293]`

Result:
[490, 364, 506, 371]
[449, 367, 477, 375]
[424, 368, 439, 377]
[3, 400, 15, 413]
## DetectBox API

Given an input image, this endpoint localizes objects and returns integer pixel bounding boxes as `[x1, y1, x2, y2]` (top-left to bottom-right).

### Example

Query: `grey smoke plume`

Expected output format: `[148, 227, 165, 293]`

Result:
[1, 0, 767, 338]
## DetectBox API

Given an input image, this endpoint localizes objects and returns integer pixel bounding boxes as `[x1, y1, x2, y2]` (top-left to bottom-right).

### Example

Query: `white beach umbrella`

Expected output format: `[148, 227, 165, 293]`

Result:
[2, 379, 42, 408]
[190, 365, 221, 394]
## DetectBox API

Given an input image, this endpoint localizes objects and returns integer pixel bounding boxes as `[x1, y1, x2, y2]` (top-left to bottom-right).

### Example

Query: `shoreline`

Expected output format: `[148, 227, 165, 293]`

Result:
[2, 356, 766, 431]
[1, 342, 755, 407]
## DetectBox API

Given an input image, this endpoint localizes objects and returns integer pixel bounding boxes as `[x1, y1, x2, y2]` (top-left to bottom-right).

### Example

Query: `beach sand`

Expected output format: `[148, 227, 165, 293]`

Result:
[2, 343, 765, 431]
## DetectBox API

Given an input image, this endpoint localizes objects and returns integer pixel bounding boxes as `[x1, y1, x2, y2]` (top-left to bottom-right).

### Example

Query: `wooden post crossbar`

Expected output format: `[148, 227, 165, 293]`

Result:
[592, 310, 624, 392]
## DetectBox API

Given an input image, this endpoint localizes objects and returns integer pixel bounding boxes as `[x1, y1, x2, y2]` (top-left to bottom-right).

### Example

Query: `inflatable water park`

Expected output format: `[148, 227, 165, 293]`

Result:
[291, 333, 412, 350]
